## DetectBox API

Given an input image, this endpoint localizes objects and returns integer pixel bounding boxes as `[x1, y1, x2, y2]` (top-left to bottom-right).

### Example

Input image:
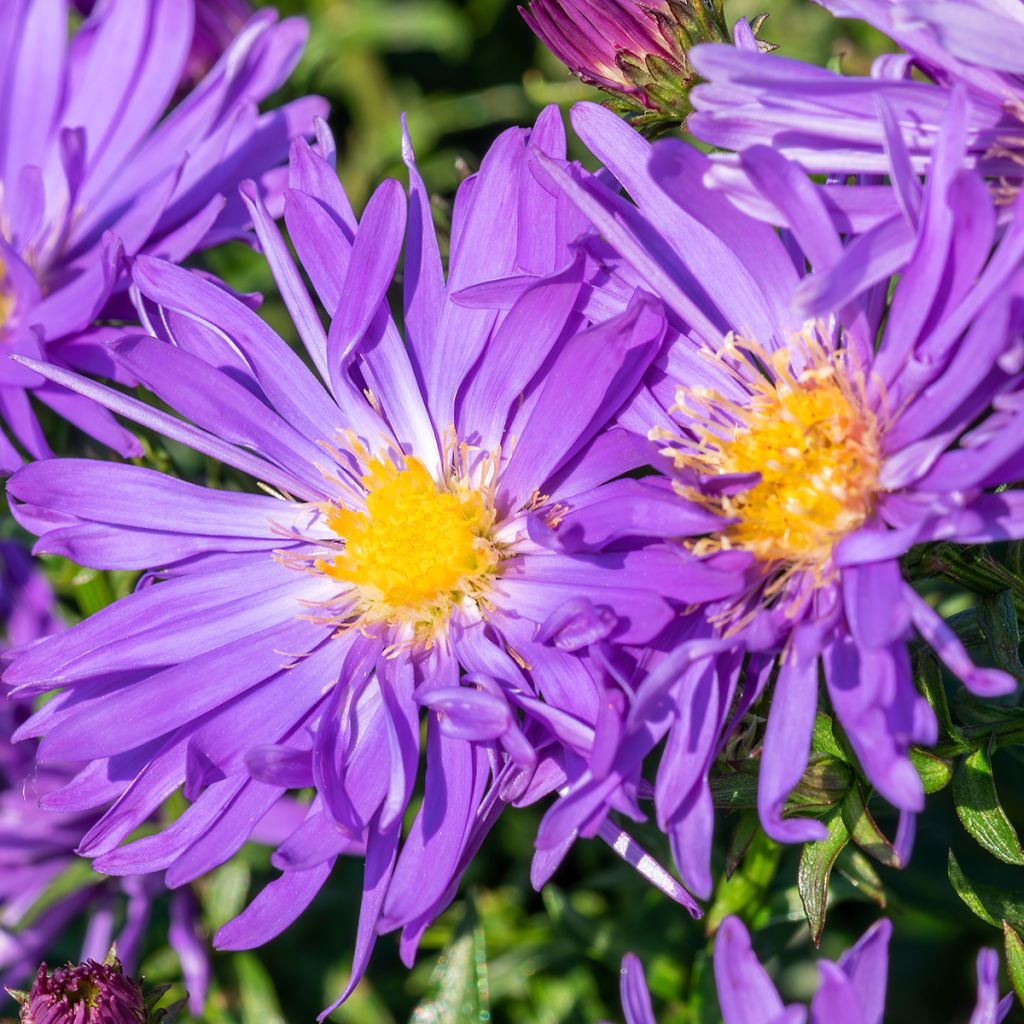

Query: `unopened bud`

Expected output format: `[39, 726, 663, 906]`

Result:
[17, 959, 147, 1024]
[521, 0, 771, 133]
[788, 755, 853, 811]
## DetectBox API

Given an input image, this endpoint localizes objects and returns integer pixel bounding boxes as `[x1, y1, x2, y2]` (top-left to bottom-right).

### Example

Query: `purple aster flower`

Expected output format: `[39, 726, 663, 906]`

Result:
[72, 0, 254, 90]
[615, 916, 1012, 1024]
[0, 0, 325, 472]
[530, 100, 1024, 898]
[687, 0, 1024, 222]
[3, 109, 712, 1012]
[520, 1, 769, 130]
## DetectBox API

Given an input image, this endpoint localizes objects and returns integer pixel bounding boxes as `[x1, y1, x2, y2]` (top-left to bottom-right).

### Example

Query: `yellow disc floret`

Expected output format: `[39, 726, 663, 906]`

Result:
[316, 453, 500, 640]
[0, 256, 12, 331]
[665, 329, 882, 576]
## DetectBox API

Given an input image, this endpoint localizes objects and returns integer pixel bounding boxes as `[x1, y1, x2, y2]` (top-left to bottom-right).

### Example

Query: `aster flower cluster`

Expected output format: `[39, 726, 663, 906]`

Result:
[1, 0, 1023, 1021]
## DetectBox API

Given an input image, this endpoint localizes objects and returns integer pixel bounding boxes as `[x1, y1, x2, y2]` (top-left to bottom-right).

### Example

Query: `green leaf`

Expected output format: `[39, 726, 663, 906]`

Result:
[234, 953, 286, 1024]
[408, 905, 489, 1024]
[707, 827, 780, 935]
[811, 712, 847, 760]
[914, 650, 961, 743]
[797, 807, 850, 944]
[1004, 921, 1024, 1009]
[947, 850, 1024, 929]
[978, 590, 1024, 678]
[841, 784, 903, 869]
[836, 847, 887, 909]
[200, 859, 252, 933]
[909, 747, 954, 794]
[953, 744, 1024, 865]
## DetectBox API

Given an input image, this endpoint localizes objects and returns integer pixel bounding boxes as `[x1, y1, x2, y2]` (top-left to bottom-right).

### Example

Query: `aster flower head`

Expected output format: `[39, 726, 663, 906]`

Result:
[3, 109, 712, 1011]
[520, 0, 768, 132]
[616, 916, 1012, 1024]
[687, 0, 1024, 222]
[0, 0, 325, 471]
[531, 99, 1024, 899]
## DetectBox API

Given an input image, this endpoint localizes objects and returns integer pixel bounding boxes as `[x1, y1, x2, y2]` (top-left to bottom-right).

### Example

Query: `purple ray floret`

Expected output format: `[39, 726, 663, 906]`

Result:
[0, 0, 325, 471]
[0, 542, 222, 1014]
[617, 915, 1011, 1024]
[687, 0, 1024, 223]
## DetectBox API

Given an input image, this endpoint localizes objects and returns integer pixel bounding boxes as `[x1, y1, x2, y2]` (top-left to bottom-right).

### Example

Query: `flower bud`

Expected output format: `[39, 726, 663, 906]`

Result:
[16, 959, 147, 1024]
[521, 0, 770, 133]
[788, 754, 854, 811]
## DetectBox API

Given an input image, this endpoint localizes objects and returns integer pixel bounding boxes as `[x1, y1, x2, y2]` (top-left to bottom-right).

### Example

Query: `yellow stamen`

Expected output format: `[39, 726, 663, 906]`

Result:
[0, 257, 12, 330]
[664, 327, 881, 577]
[315, 452, 500, 643]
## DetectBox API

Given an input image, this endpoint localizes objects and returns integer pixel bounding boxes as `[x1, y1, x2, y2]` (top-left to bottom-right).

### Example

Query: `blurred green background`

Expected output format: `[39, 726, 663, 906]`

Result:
[16, 2, 1023, 1023]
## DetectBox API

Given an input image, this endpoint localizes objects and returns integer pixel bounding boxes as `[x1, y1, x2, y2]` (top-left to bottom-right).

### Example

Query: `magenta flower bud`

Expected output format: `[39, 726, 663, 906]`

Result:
[17, 960, 147, 1024]
[520, 0, 762, 131]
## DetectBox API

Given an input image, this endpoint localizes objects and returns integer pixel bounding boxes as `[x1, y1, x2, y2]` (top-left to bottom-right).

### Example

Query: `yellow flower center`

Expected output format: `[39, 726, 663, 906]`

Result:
[316, 453, 500, 640]
[0, 257, 12, 330]
[664, 331, 881, 574]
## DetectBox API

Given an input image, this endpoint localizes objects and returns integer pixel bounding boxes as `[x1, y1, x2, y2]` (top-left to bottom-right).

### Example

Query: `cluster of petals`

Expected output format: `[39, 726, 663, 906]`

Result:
[3, 109, 712, 1007]
[617, 915, 1011, 1024]
[0, 0, 324, 471]
[4, 0, 1024, 1015]
[688, 0, 1024, 221]
[528, 99, 1024, 899]
[0, 543, 221, 1013]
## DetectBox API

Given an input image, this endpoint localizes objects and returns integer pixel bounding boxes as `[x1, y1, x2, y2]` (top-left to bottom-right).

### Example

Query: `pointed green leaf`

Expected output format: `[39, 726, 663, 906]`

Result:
[914, 650, 961, 743]
[1003, 921, 1024, 1009]
[200, 859, 252, 932]
[811, 712, 847, 760]
[797, 807, 850, 944]
[836, 848, 887, 909]
[725, 811, 761, 879]
[408, 907, 489, 1024]
[953, 744, 1024, 865]
[947, 851, 1024, 930]
[234, 952, 285, 1024]
[978, 590, 1024, 678]
[841, 785, 903, 869]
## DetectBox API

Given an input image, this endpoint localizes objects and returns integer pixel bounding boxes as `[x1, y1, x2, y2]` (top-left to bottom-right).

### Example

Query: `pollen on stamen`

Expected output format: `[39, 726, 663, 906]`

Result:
[0, 256, 13, 330]
[662, 325, 883, 579]
[308, 433, 505, 647]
